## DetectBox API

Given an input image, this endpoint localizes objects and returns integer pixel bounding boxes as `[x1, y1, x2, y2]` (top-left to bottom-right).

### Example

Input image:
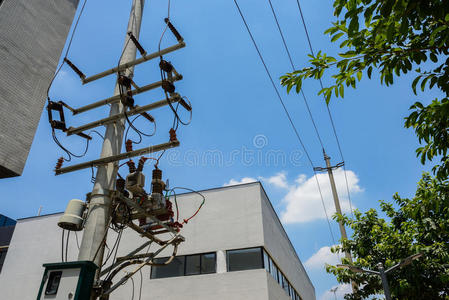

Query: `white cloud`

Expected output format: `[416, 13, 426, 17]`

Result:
[280, 169, 362, 223]
[223, 177, 257, 186]
[320, 284, 352, 300]
[305, 245, 342, 271]
[261, 171, 289, 189]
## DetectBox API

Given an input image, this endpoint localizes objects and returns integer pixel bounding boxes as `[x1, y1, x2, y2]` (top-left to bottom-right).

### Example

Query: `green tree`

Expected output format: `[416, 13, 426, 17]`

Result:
[280, 0, 449, 180]
[327, 173, 449, 299]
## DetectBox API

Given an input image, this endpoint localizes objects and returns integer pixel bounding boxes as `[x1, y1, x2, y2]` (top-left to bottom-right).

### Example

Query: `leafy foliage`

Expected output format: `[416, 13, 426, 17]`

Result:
[280, 0, 449, 179]
[327, 173, 449, 299]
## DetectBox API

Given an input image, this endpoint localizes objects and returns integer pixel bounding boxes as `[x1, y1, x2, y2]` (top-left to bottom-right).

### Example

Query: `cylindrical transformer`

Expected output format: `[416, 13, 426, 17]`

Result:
[58, 199, 86, 231]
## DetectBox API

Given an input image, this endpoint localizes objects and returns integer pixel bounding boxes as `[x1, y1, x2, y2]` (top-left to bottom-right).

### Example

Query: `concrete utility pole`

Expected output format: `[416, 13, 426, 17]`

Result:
[323, 152, 352, 263]
[315, 150, 353, 263]
[78, 0, 145, 272]
[314, 150, 356, 293]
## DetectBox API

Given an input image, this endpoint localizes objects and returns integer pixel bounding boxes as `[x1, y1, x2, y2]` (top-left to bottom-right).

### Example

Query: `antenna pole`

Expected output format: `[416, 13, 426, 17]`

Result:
[77, 0, 145, 280]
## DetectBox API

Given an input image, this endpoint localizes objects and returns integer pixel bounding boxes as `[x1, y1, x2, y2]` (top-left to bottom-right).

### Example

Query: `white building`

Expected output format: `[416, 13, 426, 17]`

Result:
[0, 182, 315, 299]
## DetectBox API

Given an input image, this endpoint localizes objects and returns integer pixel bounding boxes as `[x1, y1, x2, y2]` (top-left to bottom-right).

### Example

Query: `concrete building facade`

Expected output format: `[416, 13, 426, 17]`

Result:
[0, 0, 79, 178]
[0, 182, 315, 299]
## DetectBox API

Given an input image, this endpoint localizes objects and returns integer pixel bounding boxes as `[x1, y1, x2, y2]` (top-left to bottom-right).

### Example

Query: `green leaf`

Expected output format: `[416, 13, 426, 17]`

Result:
[367, 66, 373, 78]
[339, 51, 357, 58]
[331, 32, 345, 42]
[412, 76, 422, 95]
[430, 53, 438, 63]
[356, 71, 362, 81]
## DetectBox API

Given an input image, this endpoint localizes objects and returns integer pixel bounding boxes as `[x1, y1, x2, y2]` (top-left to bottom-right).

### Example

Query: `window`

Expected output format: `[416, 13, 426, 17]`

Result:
[0, 249, 7, 273]
[263, 248, 301, 300]
[201, 253, 216, 274]
[151, 252, 216, 279]
[270, 260, 279, 282]
[227, 247, 263, 272]
[151, 256, 185, 279]
[263, 250, 270, 273]
[185, 254, 200, 275]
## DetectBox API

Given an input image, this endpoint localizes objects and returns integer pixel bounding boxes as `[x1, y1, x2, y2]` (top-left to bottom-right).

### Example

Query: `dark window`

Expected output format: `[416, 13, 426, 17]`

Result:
[151, 256, 185, 279]
[201, 253, 216, 274]
[151, 252, 216, 279]
[0, 249, 6, 272]
[185, 254, 200, 275]
[227, 247, 263, 272]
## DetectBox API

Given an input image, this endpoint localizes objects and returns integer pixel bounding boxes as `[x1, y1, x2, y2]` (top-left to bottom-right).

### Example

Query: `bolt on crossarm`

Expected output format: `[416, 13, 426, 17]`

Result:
[77, 0, 145, 291]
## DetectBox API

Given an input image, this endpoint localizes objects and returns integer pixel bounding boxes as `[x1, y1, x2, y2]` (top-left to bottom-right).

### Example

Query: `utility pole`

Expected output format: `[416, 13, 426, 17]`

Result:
[314, 150, 352, 263]
[78, 0, 144, 274]
[314, 149, 356, 293]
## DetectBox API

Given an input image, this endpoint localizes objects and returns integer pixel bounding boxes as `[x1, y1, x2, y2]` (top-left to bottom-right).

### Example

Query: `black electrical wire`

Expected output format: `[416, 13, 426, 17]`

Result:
[138, 270, 143, 300]
[157, 0, 191, 133]
[47, 0, 90, 161]
[125, 115, 143, 145]
[46, 0, 89, 100]
[61, 229, 65, 262]
[65, 230, 70, 262]
[124, 109, 157, 138]
[130, 277, 135, 300]
[105, 229, 124, 280]
[233, 0, 336, 245]
[102, 229, 123, 268]
[74, 231, 80, 250]
[267, 0, 325, 150]
[295, 0, 354, 217]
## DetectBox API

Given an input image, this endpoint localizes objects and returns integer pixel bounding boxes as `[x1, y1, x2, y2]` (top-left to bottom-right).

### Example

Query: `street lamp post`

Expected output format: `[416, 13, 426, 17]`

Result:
[330, 287, 338, 300]
[337, 253, 423, 300]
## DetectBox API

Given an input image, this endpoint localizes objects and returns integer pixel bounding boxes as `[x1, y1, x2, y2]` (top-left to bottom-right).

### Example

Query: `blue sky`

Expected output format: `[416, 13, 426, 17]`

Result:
[0, 0, 438, 299]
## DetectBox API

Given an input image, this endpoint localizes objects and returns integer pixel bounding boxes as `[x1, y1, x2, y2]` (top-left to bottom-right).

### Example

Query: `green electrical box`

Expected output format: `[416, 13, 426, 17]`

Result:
[37, 261, 97, 300]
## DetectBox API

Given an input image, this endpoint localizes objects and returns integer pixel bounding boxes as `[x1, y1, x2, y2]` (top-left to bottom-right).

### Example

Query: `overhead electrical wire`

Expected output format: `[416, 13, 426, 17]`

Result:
[46, 0, 90, 161]
[232, 0, 336, 245]
[267, 0, 324, 150]
[295, 0, 354, 216]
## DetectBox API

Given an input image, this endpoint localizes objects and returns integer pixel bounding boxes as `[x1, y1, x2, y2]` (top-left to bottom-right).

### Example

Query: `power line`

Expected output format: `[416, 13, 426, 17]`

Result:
[295, 0, 354, 216]
[233, 0, 336, 245]
[267, 0, 325, 150]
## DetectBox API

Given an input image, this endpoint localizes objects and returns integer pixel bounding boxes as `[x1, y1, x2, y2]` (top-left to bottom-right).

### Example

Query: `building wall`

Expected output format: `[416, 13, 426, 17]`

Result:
[260, 188, 316, 300]
[0, 183, 314, 299]
[0, 0, 79, 178]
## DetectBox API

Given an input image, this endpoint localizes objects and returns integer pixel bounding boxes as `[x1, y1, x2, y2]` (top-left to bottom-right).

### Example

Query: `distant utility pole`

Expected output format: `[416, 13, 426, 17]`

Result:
[314, 150, 353, 263]
[78, 0, 144, 275]
[314, 149, 356, 293]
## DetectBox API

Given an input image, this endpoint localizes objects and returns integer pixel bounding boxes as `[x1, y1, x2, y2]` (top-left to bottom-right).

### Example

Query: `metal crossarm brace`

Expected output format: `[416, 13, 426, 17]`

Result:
[100, 241, 152, 276]
[66, 94, 181, 136]
[82, 42, 186, 84]
[55, 140, 180, 175]
[127, 222, 165, 245]
[102, 235, 184, 296]
[117, 194, 179, 236]
[72, 75, 182, 115]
